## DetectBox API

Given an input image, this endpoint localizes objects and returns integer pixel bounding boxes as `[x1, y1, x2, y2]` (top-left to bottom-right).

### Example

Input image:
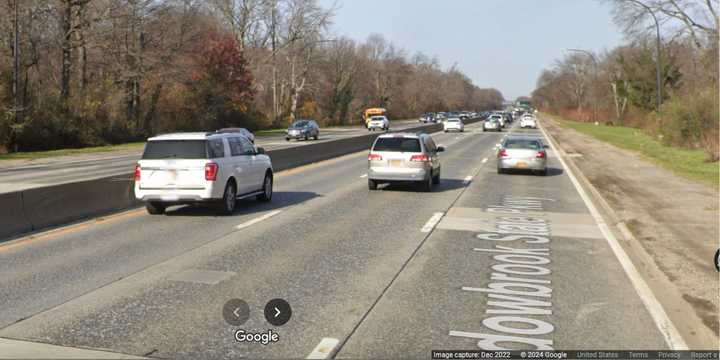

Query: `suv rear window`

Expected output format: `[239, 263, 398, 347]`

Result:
[142, 140, 208, 159]
[373, 137, 422, 152]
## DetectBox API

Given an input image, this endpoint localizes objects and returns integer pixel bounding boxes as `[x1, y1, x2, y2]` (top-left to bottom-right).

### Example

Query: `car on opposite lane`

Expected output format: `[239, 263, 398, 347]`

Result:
[367, 133, 444, 192]
[286, 119, 320, 141]
[135, 132, 273, 215]
[443, 117, 465, 132]
[367, 115, 390, 131]
[216, 127, 255, 143]
[496, 135, 547, 176]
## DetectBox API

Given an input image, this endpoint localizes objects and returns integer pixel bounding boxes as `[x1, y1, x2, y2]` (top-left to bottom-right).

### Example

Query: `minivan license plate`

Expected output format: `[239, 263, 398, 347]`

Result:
[390, 160, 402, 167]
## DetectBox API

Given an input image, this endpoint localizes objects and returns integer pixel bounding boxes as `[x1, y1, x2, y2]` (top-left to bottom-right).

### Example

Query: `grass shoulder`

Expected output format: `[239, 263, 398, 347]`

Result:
[550, 115, 718, 188]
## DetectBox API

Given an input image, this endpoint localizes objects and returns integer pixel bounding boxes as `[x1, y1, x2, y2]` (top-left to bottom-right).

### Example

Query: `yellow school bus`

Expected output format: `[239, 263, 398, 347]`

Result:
[363, 108, 387, 127]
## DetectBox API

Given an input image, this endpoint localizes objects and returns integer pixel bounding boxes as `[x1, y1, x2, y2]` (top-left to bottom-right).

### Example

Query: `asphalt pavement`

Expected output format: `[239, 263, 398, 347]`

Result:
[0, 120, 684, 359]
[0, 120, 420, 193]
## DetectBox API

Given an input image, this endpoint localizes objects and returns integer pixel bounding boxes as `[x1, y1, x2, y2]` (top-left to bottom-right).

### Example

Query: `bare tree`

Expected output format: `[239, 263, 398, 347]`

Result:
[606, 0, 718, 48]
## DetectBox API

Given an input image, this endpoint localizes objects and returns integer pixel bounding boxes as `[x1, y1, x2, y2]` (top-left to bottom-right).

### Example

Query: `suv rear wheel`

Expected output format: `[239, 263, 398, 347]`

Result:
[145, 202, 166, 215]
[368, 178, 378, 190]
[257, 172, 273, 202]
[418, 174, 432, 192]
[220, 181, 237, 215]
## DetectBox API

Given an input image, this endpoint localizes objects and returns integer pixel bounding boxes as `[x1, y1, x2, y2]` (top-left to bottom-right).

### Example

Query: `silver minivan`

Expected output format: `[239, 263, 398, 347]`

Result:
[496, 135, 548, 175]
[367, 133, 444, 191]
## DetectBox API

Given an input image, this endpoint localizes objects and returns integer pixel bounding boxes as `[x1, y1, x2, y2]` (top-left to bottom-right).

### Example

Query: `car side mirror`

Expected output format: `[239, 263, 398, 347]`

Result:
[256, 147, 266, 155]
[544, 144, 549, 149]
[436, 146, 445, 152]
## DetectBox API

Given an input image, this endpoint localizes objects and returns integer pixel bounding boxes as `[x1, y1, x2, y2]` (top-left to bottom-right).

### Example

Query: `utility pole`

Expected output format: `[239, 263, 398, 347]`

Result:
[567, 48, 599, 123]
[627, 0, 662, 113]
[12, 0, 20, 152]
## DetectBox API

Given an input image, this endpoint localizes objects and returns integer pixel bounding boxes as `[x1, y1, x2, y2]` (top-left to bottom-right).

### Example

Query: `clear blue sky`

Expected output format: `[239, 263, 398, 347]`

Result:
[319, 0, 625, 101]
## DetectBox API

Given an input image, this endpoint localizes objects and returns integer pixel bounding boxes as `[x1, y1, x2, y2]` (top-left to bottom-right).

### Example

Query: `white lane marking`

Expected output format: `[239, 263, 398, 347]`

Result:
[306, 338, 339, 359]
[360, 173, 368, 178]
[538, 121, 688, 350]
[481, 157, 488, 163]
[463, 175, 473, 185]
[421, 212, 445, 233]
[235, 210, 283, 230]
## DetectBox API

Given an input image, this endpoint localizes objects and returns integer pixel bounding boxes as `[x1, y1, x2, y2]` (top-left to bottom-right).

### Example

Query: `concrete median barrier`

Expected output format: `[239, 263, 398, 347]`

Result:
[0, 192, 33, 238]
[21, 174, 139, 232]
[0, 118, 478, 241]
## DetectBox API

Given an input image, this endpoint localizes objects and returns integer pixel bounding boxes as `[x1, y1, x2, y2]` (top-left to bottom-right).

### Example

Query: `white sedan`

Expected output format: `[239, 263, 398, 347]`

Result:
[443, 118, 464, 132]
[520, 116, 537, 129]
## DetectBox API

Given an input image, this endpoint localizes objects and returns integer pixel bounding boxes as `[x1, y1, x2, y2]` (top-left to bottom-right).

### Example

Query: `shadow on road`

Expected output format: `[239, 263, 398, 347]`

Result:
[374, 178, 469, 193]
[500, 167, 564, 177]
[163, 191, 320, 217]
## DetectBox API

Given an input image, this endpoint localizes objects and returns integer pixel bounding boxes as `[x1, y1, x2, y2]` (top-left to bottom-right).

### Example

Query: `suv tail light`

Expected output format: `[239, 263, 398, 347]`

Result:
[205, 162, 219, 181]
[410, 154, 429, 162]
[134, 164, 141, 181]
[499, 149, 508, 157]
[536, 151, 546, 159]
[368, 153, 382, 161]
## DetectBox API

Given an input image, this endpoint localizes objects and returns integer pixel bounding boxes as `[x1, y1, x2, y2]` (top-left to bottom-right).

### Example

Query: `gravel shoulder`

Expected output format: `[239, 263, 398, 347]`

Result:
[542, 116, 719, 348]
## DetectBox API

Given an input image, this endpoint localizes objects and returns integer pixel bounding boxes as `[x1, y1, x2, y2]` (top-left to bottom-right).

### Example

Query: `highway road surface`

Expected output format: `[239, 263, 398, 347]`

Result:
[0, 120, 693, 359]
[0, 120, 420, 194]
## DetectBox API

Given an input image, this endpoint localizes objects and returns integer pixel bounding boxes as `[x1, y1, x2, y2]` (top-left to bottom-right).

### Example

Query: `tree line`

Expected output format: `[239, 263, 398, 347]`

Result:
[532, 0, 719, 161]
[0, 0, 505, 152]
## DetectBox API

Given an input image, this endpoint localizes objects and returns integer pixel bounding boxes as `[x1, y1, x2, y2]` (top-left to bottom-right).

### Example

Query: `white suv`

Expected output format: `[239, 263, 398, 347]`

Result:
[134, 132, 273, 215]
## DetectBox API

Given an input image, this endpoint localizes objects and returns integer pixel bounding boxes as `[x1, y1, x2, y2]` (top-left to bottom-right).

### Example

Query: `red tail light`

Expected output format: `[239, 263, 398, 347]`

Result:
[536, 151, 546, 158]
[205, 162, 219, 181]
[368, 153, 382, 161]
[410, 154, 429, 162]
[134, 164, 141, 181]
[499, 149, 508, 157]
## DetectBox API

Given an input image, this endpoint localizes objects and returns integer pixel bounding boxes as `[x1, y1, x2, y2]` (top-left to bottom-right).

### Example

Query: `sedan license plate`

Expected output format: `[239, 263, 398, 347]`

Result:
[516, 161, 528, 168]
[389, 160, 402, 167]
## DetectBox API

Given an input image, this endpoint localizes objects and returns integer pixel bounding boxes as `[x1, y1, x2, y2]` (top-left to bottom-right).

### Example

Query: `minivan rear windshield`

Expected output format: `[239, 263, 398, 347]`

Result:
[504, 139, 542, 150]
[142, 140, 208, 159]
[373, 137, 421, 152]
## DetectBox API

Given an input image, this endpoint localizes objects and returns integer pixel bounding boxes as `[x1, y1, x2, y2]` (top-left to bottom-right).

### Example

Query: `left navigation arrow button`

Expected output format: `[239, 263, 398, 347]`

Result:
[223, 299, 250, 326]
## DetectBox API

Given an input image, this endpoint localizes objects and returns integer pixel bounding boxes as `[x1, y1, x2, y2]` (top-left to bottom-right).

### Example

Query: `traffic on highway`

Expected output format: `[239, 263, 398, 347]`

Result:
[0, 1, 718, 360]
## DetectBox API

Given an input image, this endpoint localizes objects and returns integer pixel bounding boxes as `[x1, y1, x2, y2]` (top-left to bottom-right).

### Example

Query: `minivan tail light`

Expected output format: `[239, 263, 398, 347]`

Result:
[134, 164, 141, 181]
[499, 149, 508, 157]
[410, 154, 429, 162]
[368, 153, 382, 161]
[536, 151, 546, 159]
[205, 162, 219, 181]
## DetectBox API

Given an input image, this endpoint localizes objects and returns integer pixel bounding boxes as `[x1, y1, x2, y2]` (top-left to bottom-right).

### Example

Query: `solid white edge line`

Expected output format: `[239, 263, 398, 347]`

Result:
[421, 212, 445, 233]
[306, 337, 340, 359]
[538, 120, 688, 350]
[360, 174, 368, 178]
[235, 210, 283, 230]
